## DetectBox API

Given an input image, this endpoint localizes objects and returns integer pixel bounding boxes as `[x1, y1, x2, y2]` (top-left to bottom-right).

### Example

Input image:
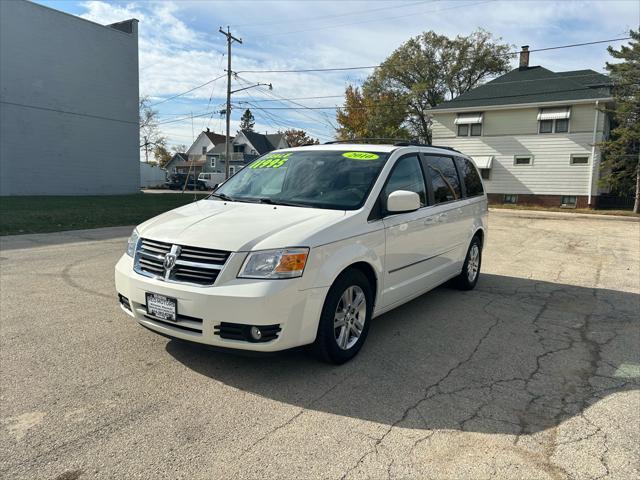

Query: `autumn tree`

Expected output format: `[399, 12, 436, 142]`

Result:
[239, 109, 255, 131]
[337, 30, 511, 143]
[336, 86, 408, 141]
[153, 145, 172, 168]
[283, 129, 320, 147]
[598, 31, 640, 213]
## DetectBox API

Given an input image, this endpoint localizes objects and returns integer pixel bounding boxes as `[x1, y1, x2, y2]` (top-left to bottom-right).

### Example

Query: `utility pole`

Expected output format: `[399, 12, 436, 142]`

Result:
[219, 26, 242, 180]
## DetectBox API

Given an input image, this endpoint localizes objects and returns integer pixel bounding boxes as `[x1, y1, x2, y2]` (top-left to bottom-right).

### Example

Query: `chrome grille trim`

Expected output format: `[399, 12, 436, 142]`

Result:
[134, 238, 231, 287]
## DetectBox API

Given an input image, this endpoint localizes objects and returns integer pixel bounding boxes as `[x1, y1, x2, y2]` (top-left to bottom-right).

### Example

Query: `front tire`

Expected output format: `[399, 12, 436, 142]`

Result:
[313, 269, 373, 364]
[455, 236, 482, 290]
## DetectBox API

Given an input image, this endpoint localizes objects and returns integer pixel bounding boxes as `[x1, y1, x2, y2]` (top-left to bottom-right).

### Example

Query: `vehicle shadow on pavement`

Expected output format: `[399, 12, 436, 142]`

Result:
[166, 274, 639, 435]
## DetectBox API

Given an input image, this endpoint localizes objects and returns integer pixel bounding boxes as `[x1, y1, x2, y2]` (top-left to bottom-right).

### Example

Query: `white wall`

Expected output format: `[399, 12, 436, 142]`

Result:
[431, 103, 606, 196]
[140, 163, 166, 187]
[0, 1, 139, 195]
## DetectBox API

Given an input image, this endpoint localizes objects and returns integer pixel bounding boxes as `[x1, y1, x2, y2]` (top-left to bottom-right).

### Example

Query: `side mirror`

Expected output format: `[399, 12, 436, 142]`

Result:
[386, 190, 421, 213]
[211, 183, 219, 190]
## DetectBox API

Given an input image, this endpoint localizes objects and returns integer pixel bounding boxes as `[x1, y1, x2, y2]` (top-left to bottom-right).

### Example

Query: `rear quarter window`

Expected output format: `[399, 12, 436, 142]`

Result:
[456, 157, 484, 197]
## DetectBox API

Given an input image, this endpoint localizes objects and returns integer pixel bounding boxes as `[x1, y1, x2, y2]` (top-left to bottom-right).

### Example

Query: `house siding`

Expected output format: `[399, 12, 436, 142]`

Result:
[0, 1, 139, 195]
[431, 102, 606, 197]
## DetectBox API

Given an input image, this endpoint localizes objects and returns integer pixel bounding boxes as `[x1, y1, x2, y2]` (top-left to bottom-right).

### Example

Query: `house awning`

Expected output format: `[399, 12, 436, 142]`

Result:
[537, 107, 571, 120]
[471, 156, 493, 169]
[454, 113, 483, 124]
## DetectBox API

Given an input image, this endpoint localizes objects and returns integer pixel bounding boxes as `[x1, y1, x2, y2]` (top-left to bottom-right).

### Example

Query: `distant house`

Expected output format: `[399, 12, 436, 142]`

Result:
[164, 153, 200, 175]
[186, 128, 226, 162]
[430, 46, 613, 209]
[206, 130, 288, 175]
[164, 128, 226, 176]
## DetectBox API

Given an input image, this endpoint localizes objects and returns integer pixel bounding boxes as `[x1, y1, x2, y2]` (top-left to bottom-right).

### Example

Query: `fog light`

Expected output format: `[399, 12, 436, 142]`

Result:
[249, 326, 262, 341]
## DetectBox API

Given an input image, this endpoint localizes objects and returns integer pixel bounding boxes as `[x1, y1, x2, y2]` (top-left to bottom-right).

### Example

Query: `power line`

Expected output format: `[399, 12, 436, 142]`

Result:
[230, 0, 430, 29]
[148, 73, 226, 107]
[1, 100, 137, 125]
[237, 38, 631, 74]
[251, 0, 492, 40]
[238, 94, 345, 103]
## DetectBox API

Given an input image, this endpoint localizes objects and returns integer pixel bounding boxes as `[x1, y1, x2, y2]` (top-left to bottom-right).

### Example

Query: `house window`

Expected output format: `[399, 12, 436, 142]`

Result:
[480, 168, 491, 180]
[229, 165, 236, 175]
[202, 146, 207, 155]
[455, 113, 483, 137]
[457, 123, 482, 136]
[570, 154, 589, 165]
[210, 156, 217, 168]
[233, 145, 245, 153]
[514, 155, 533, 166]
[555, 118, 569, 133]
[561, 195, 577, 208]
[538, 107, 571, 134]
[504, 194, 518, 204]
[539, 120, 553, 133]
[470, 123, 482, 136]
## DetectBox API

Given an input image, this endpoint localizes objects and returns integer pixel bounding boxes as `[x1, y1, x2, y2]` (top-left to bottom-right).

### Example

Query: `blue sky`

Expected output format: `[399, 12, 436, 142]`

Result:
[36, 0, 639, 150]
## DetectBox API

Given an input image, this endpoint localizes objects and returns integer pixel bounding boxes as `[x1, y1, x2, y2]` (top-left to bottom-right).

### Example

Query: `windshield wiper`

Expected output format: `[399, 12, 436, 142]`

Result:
[254, 198, 315, 208]
[209, 192, 235, 202]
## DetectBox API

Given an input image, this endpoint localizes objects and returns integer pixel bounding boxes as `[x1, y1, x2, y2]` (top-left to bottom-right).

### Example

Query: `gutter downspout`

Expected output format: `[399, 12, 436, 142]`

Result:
[588, 100, 600, 208]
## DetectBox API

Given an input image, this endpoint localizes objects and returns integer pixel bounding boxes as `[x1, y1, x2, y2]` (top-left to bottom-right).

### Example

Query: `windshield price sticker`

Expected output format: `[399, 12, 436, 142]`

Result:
[342, 152, 380, 160]
[249, 153, 292, 169]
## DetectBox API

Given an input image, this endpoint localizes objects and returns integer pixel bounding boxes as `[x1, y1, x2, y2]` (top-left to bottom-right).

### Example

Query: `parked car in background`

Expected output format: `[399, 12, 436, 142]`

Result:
[165, 173, 207, 191]
[198, 172, 226, 189]
[116, 143, 488, 364]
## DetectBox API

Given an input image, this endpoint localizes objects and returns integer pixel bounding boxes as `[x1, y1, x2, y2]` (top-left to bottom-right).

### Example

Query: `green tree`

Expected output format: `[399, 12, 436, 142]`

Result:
[337, 29, 511, 143]
[283, 129, 320, 147]
[598, 31, 640, 213]
[239, 109, 255, 131]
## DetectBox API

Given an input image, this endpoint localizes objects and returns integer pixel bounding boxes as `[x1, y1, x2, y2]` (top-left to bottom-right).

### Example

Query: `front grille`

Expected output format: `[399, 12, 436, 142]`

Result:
[134, 238, 231, 286]
[214, 323, 282, 343]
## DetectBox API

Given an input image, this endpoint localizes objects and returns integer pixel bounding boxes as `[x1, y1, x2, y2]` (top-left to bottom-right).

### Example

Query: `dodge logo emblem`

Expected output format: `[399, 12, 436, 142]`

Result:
[164, 253, 177, 271]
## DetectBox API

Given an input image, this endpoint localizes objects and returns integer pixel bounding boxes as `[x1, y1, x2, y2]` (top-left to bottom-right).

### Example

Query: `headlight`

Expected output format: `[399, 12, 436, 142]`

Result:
[238, 247, 309, 279]
[126, 228, 140, 257]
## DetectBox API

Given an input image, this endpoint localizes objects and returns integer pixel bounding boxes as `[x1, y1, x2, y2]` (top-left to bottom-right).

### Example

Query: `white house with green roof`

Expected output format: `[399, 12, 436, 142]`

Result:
[430, 47, 613, 208]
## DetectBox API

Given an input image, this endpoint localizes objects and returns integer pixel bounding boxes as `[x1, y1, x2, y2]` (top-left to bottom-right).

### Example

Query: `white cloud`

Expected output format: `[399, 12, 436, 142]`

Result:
[69, 0, 638, 147]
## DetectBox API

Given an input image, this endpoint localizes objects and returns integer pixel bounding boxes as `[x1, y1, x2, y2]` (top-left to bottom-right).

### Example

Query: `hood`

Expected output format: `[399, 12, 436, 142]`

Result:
[137, 199, 346, 251]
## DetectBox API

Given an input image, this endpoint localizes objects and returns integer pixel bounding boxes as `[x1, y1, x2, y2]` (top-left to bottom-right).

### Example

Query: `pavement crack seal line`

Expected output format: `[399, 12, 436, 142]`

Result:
[339, 297, 503, 480]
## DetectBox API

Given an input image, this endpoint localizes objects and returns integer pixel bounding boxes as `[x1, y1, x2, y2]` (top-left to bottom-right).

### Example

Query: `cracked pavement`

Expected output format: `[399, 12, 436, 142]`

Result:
[1, 210, 639, 479]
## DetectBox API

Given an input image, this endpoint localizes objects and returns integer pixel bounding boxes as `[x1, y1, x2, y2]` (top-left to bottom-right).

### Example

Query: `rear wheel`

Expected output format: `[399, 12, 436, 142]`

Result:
[313, 269, 372, 364]
[455, 236, 482, 290]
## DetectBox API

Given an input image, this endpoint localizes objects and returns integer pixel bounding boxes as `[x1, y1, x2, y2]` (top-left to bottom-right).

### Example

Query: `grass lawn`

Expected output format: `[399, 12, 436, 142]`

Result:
[0, 193, 209, 236]
[489, 203, 639, 217]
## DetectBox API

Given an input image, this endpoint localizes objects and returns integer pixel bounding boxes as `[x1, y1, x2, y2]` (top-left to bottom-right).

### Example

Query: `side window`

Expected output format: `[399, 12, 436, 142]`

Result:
[383, 155, 427, 208]
[424, 156, 462, 204]
[456, 158, 484, 197]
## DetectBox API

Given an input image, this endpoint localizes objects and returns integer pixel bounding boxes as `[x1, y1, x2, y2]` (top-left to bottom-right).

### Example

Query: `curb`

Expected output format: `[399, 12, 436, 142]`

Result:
[489, 208, 639, 223]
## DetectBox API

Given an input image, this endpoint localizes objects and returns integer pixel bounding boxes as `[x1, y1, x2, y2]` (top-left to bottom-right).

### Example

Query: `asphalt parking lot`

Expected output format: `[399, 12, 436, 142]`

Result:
[1, 209, 638, 479]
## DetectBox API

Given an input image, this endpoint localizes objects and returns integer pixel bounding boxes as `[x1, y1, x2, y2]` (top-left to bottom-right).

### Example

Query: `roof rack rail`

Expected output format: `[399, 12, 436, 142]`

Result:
[430, 145, 462, 154]
[324, 138, 416, 145]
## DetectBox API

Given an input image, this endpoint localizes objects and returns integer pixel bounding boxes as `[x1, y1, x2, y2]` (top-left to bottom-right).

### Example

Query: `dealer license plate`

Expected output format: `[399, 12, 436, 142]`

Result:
[146, 293, 177, 322]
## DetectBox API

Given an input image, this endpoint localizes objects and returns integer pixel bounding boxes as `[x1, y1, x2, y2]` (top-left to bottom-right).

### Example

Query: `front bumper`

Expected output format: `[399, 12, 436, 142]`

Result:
[115, 254, 328, 352]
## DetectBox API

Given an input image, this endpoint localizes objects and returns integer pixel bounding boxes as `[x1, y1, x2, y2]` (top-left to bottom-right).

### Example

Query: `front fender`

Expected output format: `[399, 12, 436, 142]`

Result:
[303, 229, 385, 300]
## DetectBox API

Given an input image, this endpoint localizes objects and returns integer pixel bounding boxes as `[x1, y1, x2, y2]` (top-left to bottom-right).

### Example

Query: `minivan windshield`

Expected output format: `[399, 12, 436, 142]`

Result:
[211, 150, 389, 210]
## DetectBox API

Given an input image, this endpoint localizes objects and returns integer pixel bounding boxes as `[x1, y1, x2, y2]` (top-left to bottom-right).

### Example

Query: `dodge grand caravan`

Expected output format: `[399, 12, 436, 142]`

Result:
[115, 143, 488, 364]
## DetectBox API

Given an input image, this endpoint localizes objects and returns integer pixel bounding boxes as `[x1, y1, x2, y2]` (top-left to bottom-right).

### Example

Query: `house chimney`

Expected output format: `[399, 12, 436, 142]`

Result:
[519, 45, 530, 69]
[206, 127, 210, 132]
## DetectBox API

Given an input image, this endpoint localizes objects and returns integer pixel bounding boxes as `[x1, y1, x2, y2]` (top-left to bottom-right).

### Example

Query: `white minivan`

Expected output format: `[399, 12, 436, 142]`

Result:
[115, 143, 487, 363]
